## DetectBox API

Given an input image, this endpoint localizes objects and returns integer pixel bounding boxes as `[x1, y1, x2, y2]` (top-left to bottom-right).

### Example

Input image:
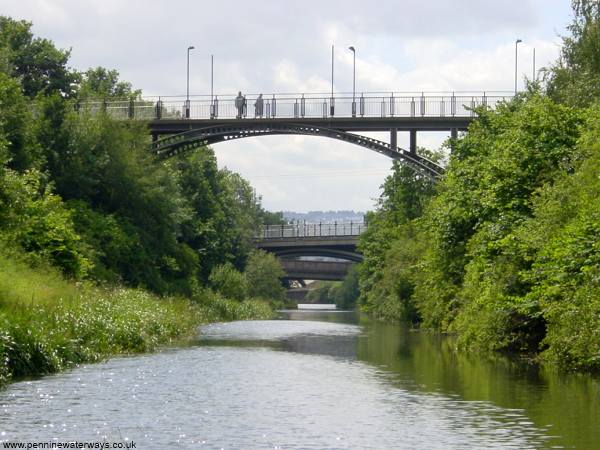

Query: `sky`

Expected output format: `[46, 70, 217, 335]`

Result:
[1, 0, 575, 212]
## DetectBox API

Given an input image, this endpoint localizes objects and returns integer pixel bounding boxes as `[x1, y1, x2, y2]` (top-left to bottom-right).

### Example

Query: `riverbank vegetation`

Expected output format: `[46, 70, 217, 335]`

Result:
[357, 1, 600, 372]
[304, 266, 360, 309]
[0, 16, 283, 386]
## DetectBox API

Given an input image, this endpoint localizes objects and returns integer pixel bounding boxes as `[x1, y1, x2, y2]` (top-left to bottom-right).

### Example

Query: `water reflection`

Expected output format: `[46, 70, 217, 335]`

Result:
[0, 311, 597, 449]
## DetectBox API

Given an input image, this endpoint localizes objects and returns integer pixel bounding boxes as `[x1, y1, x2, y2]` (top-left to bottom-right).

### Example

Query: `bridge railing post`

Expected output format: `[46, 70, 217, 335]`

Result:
[128, 98, 135, 119]
[410, 97, 415, 117]
[294, 99, 299, 118]
[301, 94, 306, 117]
[451, 92, 456, 116]
[359, 94, 365, 117]
[329, 97, 335, 117]
[155, 99, 162, 120]
[334, 221, 338, 236]
[420, 92, 426, 116]
[389, 94, 395, 117]
[272, 95, 277, 118]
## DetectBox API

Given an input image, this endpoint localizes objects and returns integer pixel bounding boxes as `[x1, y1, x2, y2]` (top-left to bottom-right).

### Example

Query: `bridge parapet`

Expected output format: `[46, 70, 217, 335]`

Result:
[75, 91, 513, 121]
[258, 222, 366, 240]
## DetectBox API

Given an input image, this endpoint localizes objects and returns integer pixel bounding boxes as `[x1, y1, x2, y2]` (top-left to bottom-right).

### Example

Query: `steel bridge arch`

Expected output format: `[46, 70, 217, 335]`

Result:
[151, 122, 444, 178]
[273, 248, 364, 263]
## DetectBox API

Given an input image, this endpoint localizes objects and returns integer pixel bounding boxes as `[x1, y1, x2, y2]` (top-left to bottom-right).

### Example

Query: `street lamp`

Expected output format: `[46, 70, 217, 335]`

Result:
[210, 54, 215, 118]
[186, 45, 195, 118]
[515, 39, 522, 94]
[349, 46, 356, 116]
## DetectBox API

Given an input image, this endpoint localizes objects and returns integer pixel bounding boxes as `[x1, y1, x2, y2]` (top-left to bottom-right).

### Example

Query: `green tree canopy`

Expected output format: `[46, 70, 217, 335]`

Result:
[0, 16, 77, 97]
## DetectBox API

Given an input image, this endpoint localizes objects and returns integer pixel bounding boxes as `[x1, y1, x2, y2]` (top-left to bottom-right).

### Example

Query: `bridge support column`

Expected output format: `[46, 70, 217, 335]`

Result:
[409, 129, 417, 154]
[450, 128, 458, 152]
[390, 128, 397, 151]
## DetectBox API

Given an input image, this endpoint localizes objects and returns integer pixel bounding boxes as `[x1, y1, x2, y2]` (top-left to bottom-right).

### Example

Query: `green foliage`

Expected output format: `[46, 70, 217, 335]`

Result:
[77, 67, 141, 100]
[0, 72, 40, 171]
[416, 95, 581, 332]
[0, 16, 76, 97]
[546, 0, 600, 107]
[0, 170, 91, 277]
[306, 266, 360, 309]
[245, 250, 286, 301]
[209, 263, 248, 301]
[306, 281, 339, 304]
[0, 249, 272, 387]
[334, 265, 360, 309]
[357, 149, 441, 320]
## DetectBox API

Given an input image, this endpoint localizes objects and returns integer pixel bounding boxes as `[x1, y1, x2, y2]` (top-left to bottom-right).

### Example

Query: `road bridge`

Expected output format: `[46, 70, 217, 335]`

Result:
[256, 222, 364, 262]
[256, 222, 363, 281]
[78, 91, 513, 178]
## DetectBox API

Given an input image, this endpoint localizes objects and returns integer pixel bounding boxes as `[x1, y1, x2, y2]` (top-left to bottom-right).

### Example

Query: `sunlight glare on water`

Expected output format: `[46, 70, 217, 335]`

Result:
[0, 313, 592, 449]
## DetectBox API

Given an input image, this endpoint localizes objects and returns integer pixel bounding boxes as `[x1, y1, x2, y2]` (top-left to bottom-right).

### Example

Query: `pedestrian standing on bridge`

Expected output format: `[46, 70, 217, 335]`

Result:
[254, 94, 264, 118]
[235, 91, 244, 118]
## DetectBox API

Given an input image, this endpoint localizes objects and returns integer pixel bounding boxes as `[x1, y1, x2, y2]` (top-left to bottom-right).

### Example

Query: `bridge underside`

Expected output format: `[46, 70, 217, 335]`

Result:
[150, 121, 446, 178]
[256, 236, 363, 263]
[280, 259, 353, 281]
[149, 116, 471, 135]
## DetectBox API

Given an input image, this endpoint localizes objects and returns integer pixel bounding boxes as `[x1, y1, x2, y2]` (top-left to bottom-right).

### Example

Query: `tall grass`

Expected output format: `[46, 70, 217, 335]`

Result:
[0, 252, 273, 387]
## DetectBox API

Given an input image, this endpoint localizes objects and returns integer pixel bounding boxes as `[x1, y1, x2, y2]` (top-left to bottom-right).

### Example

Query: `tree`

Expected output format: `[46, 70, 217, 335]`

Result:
[244, 250, 286, 301]
[0, 16, 77, 97]
[357, 149, 441, 317]
[0, 72, 40, 171]
[546, 0, 600, 106]
[209, 263, 248, 301]
[77, 67, 141, 100]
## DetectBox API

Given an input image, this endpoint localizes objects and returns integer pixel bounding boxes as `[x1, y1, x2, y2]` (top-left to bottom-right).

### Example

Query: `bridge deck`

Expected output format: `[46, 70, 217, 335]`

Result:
[149, 116, 473, 135]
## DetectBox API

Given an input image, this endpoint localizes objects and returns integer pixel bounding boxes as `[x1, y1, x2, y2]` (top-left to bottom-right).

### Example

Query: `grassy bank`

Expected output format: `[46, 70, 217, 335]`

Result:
[0, 252, 273, 387]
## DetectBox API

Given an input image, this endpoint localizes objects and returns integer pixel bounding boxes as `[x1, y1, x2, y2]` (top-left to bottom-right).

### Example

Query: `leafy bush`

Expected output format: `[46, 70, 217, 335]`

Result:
[244, 250, 286, 301]
[209, 263, 248, 301]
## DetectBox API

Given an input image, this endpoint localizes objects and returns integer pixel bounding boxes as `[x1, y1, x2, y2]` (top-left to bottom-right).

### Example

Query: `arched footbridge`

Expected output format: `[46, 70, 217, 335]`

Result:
[78, 91, 514, 179]
[255, 222, 364, 281]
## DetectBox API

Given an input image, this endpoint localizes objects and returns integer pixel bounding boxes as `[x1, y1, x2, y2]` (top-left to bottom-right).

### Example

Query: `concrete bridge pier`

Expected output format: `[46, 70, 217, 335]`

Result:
[409, 129, 417, 154]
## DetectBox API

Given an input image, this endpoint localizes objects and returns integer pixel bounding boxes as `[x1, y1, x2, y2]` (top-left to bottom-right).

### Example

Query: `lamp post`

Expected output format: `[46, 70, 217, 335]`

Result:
[514, 39, 522, 94]
[330, 44, 335, 116]
[186, 45, 194, 118]
[210, 54, 215, 118]
[532, 47, 536, 82]
[349, 46, 356, 116]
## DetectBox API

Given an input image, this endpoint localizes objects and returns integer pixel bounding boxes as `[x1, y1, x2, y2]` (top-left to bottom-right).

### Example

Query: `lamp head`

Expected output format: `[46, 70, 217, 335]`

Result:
[516, 39, 522, 44]
[188, 46, 195, 50]
[349, 46, 355, 52]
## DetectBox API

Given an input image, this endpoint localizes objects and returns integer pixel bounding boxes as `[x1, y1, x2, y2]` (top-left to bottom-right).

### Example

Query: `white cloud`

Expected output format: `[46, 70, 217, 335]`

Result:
[0, 0, 573, 212]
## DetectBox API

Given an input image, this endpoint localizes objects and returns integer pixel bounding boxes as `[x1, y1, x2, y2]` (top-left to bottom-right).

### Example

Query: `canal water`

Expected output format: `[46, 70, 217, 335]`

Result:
[1, 311, 598, 449]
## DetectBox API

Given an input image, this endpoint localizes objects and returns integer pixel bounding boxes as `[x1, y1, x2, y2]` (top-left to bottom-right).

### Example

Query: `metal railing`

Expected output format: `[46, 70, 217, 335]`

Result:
[76, 91, 513, 121]
[258, 221, 367, 239]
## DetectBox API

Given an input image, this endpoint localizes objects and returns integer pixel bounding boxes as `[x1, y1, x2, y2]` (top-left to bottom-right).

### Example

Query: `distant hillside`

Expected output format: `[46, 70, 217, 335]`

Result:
[283, 210, 365, 223]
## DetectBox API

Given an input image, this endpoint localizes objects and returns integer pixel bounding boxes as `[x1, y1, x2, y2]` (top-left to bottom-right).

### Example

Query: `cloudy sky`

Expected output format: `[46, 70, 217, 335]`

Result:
[2, 0, 574, 212]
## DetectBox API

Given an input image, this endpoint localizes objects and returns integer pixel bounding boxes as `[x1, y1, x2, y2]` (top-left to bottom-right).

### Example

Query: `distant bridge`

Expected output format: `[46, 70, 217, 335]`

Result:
[256, 222, 364, 281]
[78, 91, 513, 178]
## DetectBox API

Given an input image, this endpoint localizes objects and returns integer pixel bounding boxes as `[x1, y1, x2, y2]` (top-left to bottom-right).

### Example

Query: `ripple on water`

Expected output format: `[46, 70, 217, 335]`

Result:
[0, 319, 556, 449]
